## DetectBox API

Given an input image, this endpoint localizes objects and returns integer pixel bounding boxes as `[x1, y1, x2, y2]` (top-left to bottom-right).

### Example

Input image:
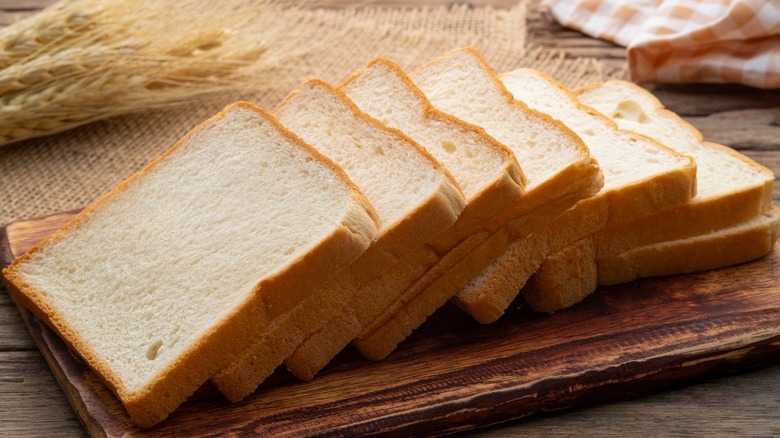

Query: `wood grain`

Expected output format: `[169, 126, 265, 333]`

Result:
[2, 212, 780, 437]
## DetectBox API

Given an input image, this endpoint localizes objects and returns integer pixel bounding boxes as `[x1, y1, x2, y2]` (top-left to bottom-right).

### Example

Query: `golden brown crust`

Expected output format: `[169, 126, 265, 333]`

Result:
[524, 236, 598, 313]
[597, 204, 780, 285]
[452, 69, 698, 320]
[355, 166, 603, 350]
[453, 196, 610, 322]
[574, 80, 774, 255]
[341, 57, 527, 252]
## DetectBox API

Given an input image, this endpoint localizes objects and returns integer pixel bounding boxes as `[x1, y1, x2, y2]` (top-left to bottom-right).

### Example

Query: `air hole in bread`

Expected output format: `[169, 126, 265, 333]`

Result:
[441, 140, 457, 153]
[146, 340, 163, 360]
[374, 146, 385, 156]
[613, 100, 650, 123]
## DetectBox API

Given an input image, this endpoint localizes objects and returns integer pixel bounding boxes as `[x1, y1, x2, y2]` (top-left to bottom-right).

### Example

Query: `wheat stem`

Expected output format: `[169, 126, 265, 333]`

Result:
[0, 0, 310, 146]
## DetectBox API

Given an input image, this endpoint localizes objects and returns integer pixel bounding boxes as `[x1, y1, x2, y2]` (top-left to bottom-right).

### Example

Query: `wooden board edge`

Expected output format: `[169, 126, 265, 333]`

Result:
[0, 224, 13, 268]
[0, 208, 83, 267]
[8, 291, 122, 437]
[363, 336, 780, 437]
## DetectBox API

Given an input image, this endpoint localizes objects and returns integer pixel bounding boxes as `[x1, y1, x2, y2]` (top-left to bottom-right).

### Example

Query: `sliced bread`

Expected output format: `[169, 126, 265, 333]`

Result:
[453, 68, 697, 323]
[341, 57, 526, 250]
[523, 80, 776, 312]
[349, 48, 604, 360]
[1, 102, 379, 427]
[598, 204, 780, 284]
[280, 57, 525, 380]
[524, 204, 780, 311]
[578, 80, 775, 255]
[210, 80, 466, 400]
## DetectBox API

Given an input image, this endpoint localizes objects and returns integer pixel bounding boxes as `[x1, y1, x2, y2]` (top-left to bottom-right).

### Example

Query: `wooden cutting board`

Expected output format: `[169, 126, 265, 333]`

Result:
[2, 211, 780, 437]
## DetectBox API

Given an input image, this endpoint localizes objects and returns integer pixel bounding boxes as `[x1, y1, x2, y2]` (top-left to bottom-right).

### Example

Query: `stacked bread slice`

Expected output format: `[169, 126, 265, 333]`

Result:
[350, 48, 604, 361]
[519, 80, 778, 312]
[280, 58, 528, 381]
[2, 48, 777, 428]
[210, 79, 466, 401]
[454, 69, 697, 322]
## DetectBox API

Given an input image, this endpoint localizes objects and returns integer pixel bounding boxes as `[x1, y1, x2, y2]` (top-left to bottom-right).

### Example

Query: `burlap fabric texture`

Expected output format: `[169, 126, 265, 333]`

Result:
[0, 1, 621, 225]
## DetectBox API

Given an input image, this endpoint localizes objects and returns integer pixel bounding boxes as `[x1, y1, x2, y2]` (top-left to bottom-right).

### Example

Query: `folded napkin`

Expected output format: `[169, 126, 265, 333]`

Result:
[541, 0, 780, 89]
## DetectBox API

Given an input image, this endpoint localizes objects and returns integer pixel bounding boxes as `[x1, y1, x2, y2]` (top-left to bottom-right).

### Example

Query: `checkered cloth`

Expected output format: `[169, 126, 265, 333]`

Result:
[541, 0, 780, 89]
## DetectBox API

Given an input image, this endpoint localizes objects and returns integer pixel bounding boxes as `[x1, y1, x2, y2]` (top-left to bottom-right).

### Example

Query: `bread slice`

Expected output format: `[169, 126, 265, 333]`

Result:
[341, 58, 526, 250]
[210, 80, 465, 400]
[598, 204, 780, 283]
[524, 204, 780, 309]
[349, 48, 604, 360]
[453, 68, 697, 323]
[522, 80, 776, 312]
[578, 80, 775, 254]
[279, 57, 525, 380]
[1, 102, 379, 427]
[521, 235, 598, 312]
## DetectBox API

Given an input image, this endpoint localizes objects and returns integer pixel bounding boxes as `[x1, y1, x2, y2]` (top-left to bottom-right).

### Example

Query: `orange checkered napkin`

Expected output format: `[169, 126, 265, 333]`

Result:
[541, 0, 780, 89]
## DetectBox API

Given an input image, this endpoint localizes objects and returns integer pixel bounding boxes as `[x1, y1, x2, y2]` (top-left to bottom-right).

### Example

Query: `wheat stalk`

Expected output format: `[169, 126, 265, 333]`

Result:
[0, 0, 315, 146]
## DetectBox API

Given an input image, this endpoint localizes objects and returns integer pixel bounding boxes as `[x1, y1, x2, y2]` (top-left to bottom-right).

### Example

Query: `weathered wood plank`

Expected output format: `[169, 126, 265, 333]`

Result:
[465, 364, 780, 437]
[0, 11, 32, 26]
[650, 85, 780, 117]
[0, 350, 86, 437]
[0, 0, 55, 10]
[0, 293, 35, 351]
[684, 109, 780, 150]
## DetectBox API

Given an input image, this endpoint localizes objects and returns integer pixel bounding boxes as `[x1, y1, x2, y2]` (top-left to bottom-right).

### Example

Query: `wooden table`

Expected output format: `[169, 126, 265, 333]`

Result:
[2, 1, 779, 436]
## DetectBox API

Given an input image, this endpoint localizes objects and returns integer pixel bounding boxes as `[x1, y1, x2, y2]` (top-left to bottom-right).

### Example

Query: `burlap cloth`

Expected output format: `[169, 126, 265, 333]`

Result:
[0, 1, 623, 225]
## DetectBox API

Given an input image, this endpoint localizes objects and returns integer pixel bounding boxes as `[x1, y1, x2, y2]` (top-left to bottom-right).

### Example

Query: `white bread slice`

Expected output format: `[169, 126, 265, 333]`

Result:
[524, 204, 780, 310]
[210, 80, 465, 401]
[453, 68, 697, 323]
[578, 80, 775, 254]
[341, 58, 526, 249]
[279, 58, 525, 381]
[523, 80, 776, 312]
[1, 102, 379, 427]
[349, 48, 604, 360]
[598, 204, 780, 283]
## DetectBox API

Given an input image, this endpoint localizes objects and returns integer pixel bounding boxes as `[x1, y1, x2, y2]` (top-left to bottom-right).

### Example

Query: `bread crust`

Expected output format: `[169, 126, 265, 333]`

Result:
[2, 102, 379, 427]
[454, 196, 608, 322]
[276, 55, 537, 382]
[524, 236, 598, 313]
[576, 80, 773, 255]
[597, 205, 780, 285]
